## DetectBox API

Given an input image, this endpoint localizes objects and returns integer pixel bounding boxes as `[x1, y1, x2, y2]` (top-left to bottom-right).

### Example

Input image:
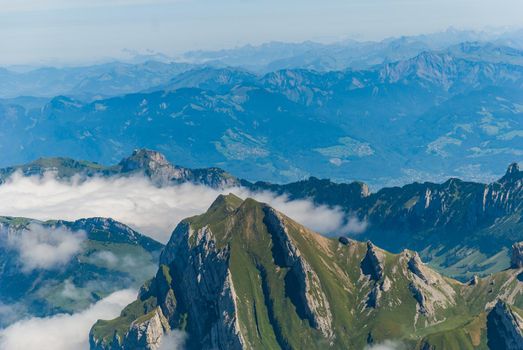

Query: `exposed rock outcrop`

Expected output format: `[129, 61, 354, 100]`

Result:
[409, 282, 429, 315]
[338, 236, 351, 245]
[125, 307, 170, 350]
[263, 206, 334, 340]
[487, 300, 523, 350]
[361, 241, 384, 282]
[468, 275, 479, 286]
[407, 253, 432, 284]
[401, 250, 457, 321]
[361, 241, 386, 308]
[119, 149, 239, 188]
[512, 242, 523, 269]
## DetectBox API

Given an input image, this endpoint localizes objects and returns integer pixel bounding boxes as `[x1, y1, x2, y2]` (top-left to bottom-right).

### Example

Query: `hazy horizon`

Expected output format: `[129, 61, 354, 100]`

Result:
[1, 26, 522, 69]
[1, 0, 523, 66]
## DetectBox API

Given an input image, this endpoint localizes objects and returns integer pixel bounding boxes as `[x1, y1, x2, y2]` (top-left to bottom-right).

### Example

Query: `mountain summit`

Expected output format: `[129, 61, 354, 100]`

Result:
[89, 195, 523, 349]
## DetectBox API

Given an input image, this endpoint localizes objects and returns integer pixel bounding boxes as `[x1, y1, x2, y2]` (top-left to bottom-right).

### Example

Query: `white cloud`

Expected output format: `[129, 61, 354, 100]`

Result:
[158, 330, 187, 350]
[342, 216, 368, 235]
[0, 174, 364, 243]
[6, 223, 86, 272]
[0, 289, 136, 350]
[365, 340, 404, 350]
[245, 190, 355, 235]
[0, 303, 27, 328]
[91, 251, 119, 266]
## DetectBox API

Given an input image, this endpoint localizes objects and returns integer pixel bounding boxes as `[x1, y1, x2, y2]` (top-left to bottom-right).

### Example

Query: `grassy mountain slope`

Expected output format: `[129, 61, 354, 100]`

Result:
[90, 195, 523, 349]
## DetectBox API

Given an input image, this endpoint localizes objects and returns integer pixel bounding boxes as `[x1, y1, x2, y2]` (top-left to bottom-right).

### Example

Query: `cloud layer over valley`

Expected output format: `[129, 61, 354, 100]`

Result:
[0, 173, 365, 243]
[6, 223, 86, 272]
[0, 289, 136, 350]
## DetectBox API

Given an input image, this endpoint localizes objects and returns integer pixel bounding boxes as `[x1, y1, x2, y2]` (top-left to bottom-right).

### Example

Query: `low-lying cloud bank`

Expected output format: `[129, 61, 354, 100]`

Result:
[0, 289, 136, 350]
[0, 173, 366, 243]
[364, 340, 405, 350]
[7, 223, 86, 272]
[158, 330, 187, 350]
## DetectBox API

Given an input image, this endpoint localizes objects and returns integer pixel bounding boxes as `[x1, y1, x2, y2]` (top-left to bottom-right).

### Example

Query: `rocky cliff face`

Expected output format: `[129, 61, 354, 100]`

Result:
[119, 149, 239, 188]
[263, 207, 334, 340]
[91, 195, 246, 350]
[89, 194, 523, 350]
[512, 242, 523, 269]
[360, 163, 523, 237]
[160, 222, 244, 350]
[360, 242, 386, 308]
[486, 300, 523, 350]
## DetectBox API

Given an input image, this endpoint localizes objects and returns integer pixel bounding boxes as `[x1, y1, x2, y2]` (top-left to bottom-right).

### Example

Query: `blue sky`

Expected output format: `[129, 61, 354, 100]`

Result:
[1, 0, 522, 65]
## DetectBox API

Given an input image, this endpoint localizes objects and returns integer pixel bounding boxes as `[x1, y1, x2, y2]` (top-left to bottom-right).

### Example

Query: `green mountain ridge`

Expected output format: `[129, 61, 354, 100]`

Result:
[89, 194, 523, 349]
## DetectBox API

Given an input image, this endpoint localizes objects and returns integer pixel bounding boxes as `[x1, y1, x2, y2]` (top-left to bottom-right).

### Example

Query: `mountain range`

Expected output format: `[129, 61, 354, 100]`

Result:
[180, 28, 523, 72]
[5, 28, 522, 102]
[2, 149, 522, 282]
[1, 42, 522, 187]
[0, 61, 192, 101]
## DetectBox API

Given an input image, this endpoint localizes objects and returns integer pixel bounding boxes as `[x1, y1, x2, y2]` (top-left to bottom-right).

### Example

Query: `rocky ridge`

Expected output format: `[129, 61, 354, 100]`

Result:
[89, 195, 523, 349]
[0, 148, 239, 189]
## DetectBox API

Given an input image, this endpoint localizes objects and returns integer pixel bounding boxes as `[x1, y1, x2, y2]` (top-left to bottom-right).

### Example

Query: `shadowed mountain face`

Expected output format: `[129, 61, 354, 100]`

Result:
[89, 195, 523, 350]
[0, 216, 163, 328]
[1, 45, 522, 187]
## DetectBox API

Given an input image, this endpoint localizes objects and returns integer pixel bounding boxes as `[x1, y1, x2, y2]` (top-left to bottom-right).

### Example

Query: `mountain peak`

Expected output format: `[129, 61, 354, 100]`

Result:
[119, 149, 170, 172]
[208, 193, 243, 213]
[506, 162, 520, 176]
[500, 162, 522, 184]
[91, 192, 523, 350]
[511, 241, 523, 268]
